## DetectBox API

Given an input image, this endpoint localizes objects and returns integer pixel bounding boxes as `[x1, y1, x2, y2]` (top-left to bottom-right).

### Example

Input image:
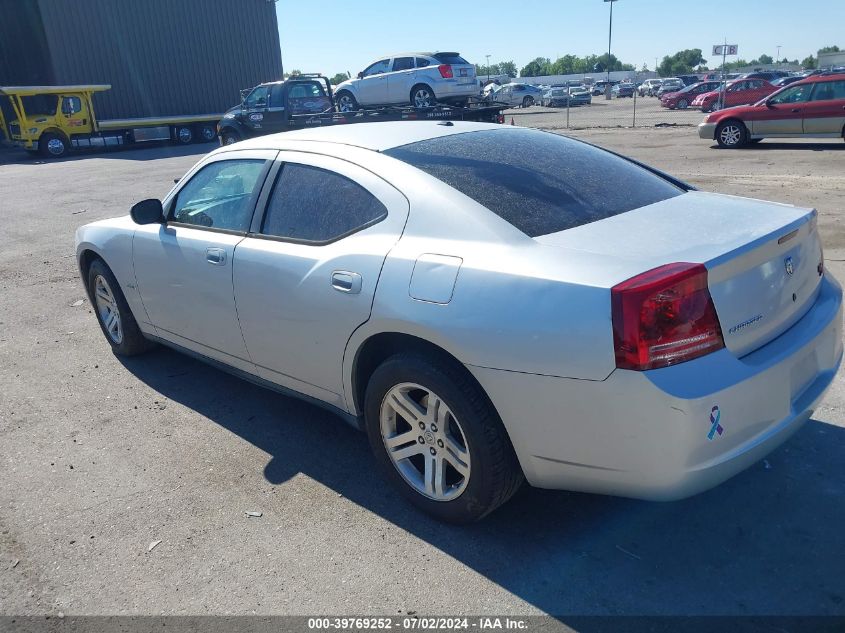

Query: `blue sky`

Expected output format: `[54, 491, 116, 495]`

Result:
[276, 0, 841, 76]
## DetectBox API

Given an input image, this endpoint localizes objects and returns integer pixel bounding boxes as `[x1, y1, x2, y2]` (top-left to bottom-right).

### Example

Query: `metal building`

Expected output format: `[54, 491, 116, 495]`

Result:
[0, 0, 283, 119]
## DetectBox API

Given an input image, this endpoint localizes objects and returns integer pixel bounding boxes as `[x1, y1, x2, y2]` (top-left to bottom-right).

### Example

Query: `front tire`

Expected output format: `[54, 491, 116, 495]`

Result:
[87, 259, 154, 356]
[364, 352, 523, 523]
[677, 98, 689, 109]
[220, 129, 240, 146]
[39, 133, 68, 158]
[410, 84, 436, 108]
[335, 90, 359, 112]
[716, 120, 748, 149]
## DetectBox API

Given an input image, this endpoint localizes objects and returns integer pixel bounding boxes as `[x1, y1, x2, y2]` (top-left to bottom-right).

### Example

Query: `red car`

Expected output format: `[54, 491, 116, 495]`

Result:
[660, 81, 721, 109]
[698, 73, 845, 148]
[691, 78, 777, 112]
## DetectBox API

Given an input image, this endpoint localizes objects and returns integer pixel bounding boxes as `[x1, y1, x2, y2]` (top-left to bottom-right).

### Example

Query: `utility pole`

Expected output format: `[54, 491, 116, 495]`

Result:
[776, 45, 781, 66]
[604, 0, 618, 100]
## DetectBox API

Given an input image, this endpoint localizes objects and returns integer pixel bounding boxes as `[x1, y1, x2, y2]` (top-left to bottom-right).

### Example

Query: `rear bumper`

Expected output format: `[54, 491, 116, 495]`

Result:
[698, 122, 717, 139]
[469, 274, 843, 500]
[434, 80, 479, 100]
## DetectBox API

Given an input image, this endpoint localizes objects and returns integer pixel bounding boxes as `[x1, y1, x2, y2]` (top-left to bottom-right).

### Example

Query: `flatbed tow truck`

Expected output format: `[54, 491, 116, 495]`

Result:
[216, 74, 506, 145]
[0, 84, 220, 158]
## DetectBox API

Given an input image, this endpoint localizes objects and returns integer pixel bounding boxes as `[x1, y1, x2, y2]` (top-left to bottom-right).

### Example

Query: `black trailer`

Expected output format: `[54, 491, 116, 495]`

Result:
[217, 74, 507, 145]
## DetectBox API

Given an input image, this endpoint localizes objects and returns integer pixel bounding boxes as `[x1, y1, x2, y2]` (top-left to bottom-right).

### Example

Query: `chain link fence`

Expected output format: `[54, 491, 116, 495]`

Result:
[502, 91, 705, 131]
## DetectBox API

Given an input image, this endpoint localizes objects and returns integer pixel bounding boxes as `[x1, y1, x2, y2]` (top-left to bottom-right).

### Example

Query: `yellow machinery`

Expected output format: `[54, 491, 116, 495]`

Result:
[0, 85, 220, 157]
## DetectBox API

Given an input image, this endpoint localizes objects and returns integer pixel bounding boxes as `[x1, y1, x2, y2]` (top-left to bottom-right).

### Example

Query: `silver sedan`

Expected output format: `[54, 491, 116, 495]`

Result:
[75, 122, 843, 523]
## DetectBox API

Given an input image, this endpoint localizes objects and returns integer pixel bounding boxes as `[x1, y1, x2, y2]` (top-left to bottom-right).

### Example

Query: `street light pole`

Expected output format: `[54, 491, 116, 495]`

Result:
[604, 0, 618, 100]
[485, 54, 491, 82]
[776, 45, 781, 66]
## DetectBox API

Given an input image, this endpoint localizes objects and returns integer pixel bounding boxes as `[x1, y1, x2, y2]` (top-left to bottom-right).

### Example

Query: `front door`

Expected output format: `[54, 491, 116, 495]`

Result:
[750, 83, 812, 135]
[133, 150, 275, 370]
[233, 151, 409, 406]
[356, 59, 391, 105]
[57, 94, 93, 135]
[240, 85, 272, 136]
[802, 79, 845, 134]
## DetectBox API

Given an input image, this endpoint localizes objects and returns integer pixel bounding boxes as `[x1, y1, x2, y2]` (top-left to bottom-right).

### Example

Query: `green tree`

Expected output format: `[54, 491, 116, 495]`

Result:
[801, 55, 817, 69]
[818, 45, 841, 53]
[757, 54, 773, 65]
[657, 49, 706, 76]
[329, 72, 350, 85]
[499, 61, 517, 77]
[520, 57, 552, 77]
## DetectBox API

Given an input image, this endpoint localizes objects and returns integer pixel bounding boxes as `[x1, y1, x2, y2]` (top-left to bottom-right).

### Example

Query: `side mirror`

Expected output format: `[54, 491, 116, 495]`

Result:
[130, 198, 164, 225]
[357, 72, 363, 79]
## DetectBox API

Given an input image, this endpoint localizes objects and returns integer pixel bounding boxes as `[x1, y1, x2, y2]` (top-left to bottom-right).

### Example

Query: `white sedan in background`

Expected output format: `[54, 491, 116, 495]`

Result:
[76, 122, 842, 523]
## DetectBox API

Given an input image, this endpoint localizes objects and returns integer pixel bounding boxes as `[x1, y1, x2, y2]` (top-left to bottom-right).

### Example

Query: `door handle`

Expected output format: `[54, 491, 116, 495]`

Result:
[206, 247, 226, 265]
[791, 108, 801, 113]
[331, 271, 362, 294]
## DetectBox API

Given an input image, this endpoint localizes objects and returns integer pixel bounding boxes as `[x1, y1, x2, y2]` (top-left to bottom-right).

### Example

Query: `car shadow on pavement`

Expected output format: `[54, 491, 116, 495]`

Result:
[119, 346, 845, 619]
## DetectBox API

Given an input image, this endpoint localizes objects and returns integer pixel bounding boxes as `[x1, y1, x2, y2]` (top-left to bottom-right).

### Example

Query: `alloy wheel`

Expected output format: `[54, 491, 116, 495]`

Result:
[47, 138, 66, 156]
[93, 275, 123, 344]
[379, 382, 471, 501]
[719, 124, 742, 147]
[413, 88, 433, 108]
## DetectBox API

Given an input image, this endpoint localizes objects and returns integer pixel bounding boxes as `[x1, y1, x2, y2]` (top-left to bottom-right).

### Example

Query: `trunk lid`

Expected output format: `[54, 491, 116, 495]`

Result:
[535, 191, 824, 358]
[432, 52, 476, 85]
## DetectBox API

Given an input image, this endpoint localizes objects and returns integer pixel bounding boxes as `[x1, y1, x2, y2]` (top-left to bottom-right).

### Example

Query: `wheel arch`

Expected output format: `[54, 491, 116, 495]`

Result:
[347, 331, 498, 422]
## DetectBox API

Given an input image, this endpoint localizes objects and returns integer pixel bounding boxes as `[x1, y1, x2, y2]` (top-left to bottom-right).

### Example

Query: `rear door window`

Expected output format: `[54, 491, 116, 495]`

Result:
[384, 128, 683, 237]
[810, 80, 845, 101]
[392, 57, 415, 72]
[260, 163, 388, 243]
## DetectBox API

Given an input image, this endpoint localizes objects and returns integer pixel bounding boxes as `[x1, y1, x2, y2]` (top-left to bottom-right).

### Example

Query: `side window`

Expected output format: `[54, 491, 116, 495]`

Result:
[244, 86, 270, 109]
[270, 85, 284, 108]
[415, 57, 431, 68]
[769, 84, 813, 104]
[392, 57, 415, 72]
[514, 85, 525, 92]
[362, 59, 390, 77]
[171, 159, 266, 232]
[288, 83, 325, 99]
[61, 96, 82, 115]
[810, 81, 845, 101]
[261, 163, 387, 242]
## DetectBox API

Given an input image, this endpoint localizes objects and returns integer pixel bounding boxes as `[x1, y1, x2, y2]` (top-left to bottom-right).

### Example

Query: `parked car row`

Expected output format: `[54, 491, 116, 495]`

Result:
[699, 72, 845, 148]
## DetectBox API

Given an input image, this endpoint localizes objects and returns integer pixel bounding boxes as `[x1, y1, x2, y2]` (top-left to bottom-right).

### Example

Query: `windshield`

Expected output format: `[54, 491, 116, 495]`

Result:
[384, 128, 683, 237]
[20, 94, 58, 116]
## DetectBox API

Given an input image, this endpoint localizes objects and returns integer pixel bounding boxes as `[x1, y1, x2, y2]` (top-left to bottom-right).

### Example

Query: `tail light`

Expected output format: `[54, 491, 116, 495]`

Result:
[611, 263, 724, 370]
[438, 64, 453, 79]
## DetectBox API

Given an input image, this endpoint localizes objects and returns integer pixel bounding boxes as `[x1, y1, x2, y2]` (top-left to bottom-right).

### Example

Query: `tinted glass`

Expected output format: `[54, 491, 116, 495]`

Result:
[172, 159, 266, 231]
[415, 57, 431, 68]
[270, 85, 284, 107]
[769, 84, 813, 104]
[393, 57, 415, 72]
[62, 96, 82, 115]
[433, 53, 469, 64]
[810, 80, 845, 101]
[21, 94, 58, 115]
[363, 60, 390, 77]
[385, 129, 683, 237]
[245, 86, 269, 109]
[261, 164, 388, 242]
[288, 82, 325, 98]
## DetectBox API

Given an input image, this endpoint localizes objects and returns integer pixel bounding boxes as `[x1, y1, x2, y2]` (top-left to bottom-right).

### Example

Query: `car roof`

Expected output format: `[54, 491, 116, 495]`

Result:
[793, 72, 845, 86]
[375, 51, 461, 60]
[230, 121, 505, 153]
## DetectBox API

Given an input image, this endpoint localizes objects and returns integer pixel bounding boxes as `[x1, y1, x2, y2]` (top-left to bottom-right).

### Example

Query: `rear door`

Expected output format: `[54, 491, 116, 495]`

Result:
[750, 83, 811, 135]
[802, 80, 845, 134]
[233, 152, 409, 404]
[386, 56, 417, 104]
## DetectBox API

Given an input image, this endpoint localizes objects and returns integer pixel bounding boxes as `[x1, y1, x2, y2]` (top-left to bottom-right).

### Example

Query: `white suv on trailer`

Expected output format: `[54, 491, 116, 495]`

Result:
[334, 52, 478, 110]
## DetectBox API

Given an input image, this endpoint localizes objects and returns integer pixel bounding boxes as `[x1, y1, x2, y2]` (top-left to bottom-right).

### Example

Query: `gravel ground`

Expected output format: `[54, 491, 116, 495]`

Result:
[1, 128, 844, 620]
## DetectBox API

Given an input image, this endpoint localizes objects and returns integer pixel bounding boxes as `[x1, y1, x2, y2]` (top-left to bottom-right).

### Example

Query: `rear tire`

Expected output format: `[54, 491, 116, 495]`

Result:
[677, 98, 689, 109]
[39, 133, 68, 158]
[174, 125, 193, 144]
[364, 352, 523, 523]
[522, 96, 534, 108]
[410, 84, 436, 108]
[87, 258, 155, 356]
[716, 120, 748, 148]
[195, 123, 216, 143]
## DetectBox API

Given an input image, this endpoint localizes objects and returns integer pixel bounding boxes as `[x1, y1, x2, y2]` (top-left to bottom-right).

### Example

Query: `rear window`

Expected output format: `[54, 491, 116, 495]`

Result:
[433, 53, 469, 65]
[384, 128, 683, 237]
